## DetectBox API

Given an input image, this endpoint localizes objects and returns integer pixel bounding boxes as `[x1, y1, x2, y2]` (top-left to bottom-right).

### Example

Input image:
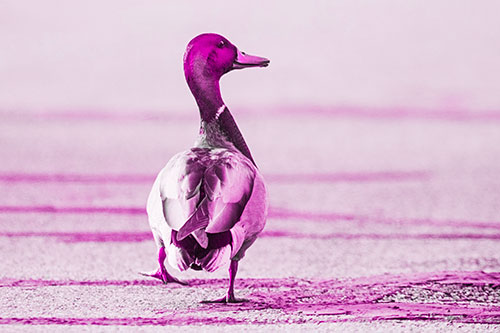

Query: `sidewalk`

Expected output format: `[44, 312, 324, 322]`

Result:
[0, 111, 499, 330]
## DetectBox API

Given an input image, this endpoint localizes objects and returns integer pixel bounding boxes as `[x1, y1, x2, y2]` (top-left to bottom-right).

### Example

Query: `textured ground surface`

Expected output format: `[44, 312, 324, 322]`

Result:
[1, 110, 500, 331]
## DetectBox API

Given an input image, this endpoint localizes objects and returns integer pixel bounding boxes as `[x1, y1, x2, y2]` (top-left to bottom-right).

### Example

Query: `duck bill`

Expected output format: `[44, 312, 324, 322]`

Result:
[232, 50, 270, 70]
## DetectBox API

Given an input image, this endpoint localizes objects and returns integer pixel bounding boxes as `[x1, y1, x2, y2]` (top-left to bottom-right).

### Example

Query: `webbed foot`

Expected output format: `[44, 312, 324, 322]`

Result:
[201, 295, 248, 304]
[141, 246, 187, 285]
[201, 260, 246, 304]
[140, 269, 187, 285]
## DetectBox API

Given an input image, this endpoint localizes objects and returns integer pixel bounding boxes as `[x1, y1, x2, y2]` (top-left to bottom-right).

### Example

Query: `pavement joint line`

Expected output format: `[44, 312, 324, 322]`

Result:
[1, 230, 499, 242]
[0, 170, 432, 184]
[1, 205, 499, 230]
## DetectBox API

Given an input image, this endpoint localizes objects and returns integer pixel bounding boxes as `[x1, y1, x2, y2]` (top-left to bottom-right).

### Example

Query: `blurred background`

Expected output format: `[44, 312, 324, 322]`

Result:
[1, 1, 500, 327]
[2, 0, 500, 114]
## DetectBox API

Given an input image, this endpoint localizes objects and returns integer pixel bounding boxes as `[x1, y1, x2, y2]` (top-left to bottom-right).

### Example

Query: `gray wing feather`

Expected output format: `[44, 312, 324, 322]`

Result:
[157, 149, 256, 234]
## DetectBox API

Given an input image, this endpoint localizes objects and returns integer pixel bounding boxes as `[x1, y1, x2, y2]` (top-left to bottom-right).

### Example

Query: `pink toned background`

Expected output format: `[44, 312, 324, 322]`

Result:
[2, 0, 500, 114]
[1, 1, 500, 329]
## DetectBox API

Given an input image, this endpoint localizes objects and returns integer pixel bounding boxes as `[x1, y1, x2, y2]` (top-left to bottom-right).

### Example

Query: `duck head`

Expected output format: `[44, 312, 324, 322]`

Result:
[184, 33, 270, 122]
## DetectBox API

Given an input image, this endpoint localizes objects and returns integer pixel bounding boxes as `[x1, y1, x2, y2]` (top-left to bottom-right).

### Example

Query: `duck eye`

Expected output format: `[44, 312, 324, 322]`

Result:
[217, 40, 225, 48]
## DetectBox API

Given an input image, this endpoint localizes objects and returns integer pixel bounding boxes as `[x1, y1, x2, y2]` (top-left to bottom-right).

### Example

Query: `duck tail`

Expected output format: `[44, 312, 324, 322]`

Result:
[191, 229, 209, 249]
[177, 197, 210, 248]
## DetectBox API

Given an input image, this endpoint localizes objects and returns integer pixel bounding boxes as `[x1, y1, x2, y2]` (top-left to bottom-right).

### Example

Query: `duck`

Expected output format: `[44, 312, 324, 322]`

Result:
[143, 33, 269, 303]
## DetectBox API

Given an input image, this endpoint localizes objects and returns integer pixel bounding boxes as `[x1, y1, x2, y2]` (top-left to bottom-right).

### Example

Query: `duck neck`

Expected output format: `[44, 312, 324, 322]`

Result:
[190, 81, 224, 122]
[186, 70, 224, 122]
[196, 106, 256, 166]
[214, 107, 256, 166]
[186, 69, 256, 166]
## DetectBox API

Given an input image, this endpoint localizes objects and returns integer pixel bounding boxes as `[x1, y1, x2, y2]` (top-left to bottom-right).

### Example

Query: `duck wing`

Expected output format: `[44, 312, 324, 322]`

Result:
[159, 148, 255, 247]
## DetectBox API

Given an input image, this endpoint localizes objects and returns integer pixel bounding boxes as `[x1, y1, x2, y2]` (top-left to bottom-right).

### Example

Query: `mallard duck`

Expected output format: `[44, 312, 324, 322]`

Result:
[143, 33, 269, 303]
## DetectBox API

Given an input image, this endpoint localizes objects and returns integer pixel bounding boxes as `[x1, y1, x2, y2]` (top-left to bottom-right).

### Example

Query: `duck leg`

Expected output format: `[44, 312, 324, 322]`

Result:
[202, 260, 246, 303]
[141, 246, 186, 285]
